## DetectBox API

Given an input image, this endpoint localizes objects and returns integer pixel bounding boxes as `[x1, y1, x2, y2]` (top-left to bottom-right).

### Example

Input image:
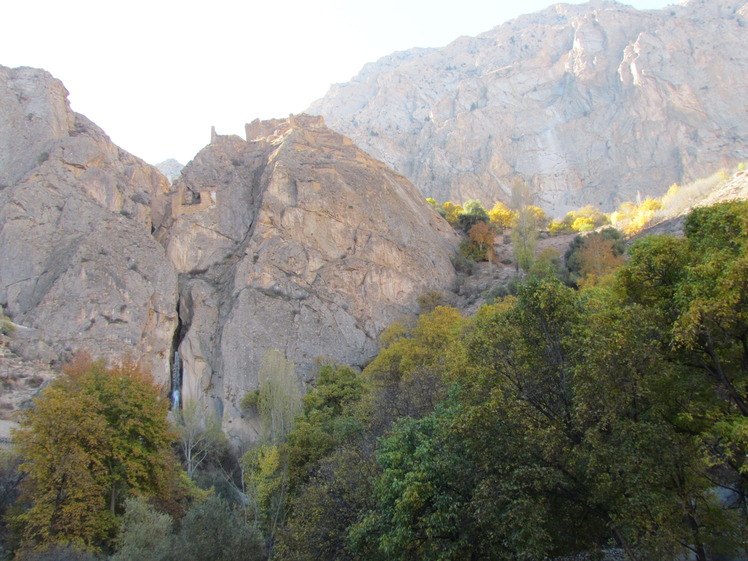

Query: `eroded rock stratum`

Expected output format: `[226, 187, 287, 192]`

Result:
[0, 65, 177, 383]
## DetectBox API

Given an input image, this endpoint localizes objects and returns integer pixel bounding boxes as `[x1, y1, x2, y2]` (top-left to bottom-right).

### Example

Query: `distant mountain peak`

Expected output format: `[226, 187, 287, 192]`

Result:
[155, 158, 184, 183]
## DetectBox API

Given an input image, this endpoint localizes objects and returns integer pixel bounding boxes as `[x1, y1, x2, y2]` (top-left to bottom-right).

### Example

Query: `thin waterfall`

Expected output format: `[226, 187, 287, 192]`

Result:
[171, 350, 182, 410]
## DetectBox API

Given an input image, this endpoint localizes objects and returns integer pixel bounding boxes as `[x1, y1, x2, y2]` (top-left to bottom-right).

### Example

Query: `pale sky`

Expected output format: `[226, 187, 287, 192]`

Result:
[3, 0, 672, 166]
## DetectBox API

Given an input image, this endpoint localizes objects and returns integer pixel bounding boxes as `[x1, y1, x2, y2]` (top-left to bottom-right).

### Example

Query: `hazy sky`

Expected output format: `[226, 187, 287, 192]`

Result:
[3, 0, 672, 165]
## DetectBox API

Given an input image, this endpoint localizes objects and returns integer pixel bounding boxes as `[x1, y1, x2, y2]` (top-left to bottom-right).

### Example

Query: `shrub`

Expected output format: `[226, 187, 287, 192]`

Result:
[0, 314, 14, 336]
[171, 495, 264, 561]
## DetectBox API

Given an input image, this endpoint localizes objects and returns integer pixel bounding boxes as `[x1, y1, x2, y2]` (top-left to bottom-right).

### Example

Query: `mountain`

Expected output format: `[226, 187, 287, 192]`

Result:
[0, 66, 458, 441]
[156, 158, 185, 184]
[158, 115, 458, 439]
[0, 65, 178, 381]
[308, 0, 748, 215]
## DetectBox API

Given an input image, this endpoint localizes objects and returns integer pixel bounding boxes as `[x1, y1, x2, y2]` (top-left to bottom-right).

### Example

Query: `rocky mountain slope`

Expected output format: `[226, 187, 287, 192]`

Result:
[309, 0, 748, 215]
[0, 65, 178, 382]
[0, 67, 458, 442]
[158, 115, 458, 439]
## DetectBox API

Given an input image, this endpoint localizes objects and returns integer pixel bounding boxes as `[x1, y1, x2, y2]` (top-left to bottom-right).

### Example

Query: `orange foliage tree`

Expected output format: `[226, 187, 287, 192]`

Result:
[12, 355, 178, 552]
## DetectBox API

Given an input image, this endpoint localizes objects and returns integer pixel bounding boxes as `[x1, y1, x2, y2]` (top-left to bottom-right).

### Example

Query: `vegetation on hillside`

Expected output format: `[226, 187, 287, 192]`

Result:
[429, 164, 747, 257]
[2, 200, 748, 561]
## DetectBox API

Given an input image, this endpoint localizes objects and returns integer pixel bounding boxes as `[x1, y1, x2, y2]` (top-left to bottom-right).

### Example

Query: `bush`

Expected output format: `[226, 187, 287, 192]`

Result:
[0, 314, 14, 335]
[111, 497, 171, 561]
[417, 291, 446, 314]
[171, 496, 264, 561]
[459, 240, 485, 262]
[15, 545, 101, 561]
[451, 251, 476, 275]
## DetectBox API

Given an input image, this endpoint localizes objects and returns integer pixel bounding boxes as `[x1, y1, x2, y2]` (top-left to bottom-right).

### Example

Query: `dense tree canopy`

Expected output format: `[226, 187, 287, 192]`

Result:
[6, 201, 748, 561]
[11, 356, 178, 553]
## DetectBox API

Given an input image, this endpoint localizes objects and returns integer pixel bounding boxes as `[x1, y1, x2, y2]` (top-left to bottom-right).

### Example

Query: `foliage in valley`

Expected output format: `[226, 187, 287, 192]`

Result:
[3, 200, 748, 561]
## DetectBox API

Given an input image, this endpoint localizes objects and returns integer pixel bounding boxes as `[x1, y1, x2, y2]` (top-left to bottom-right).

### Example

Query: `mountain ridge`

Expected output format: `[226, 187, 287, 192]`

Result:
[309, 0, 748, 215]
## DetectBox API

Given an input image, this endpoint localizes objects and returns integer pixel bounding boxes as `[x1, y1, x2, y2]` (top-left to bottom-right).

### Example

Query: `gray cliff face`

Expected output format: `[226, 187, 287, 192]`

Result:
[0, 65, 178, 383]
[160, 115, 458, 440]
[308, 0, 748, 215]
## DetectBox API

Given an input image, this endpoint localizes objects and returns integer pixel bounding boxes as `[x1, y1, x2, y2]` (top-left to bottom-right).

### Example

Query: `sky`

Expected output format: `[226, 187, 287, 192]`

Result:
[3, 0, 672, 166]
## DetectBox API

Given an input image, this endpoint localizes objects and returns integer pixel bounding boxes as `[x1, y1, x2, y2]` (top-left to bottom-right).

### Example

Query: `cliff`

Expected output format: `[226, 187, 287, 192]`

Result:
[159, 115, 458, 439]
[0, 65, 178, 382]
[308, 0, 748, 215]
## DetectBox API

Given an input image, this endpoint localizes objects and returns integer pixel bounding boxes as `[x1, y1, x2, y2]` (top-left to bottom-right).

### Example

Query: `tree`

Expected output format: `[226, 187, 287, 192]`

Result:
[174, 400, 227, 480]
[276, 442, 378, 561]
[240, 350, 302, 554]
[256, 350, 302, 444]
[618, 202, 748, 499]
[468, 221, 496, 263]
[111, 497, 172, 561]
[441, 202, 463, 226]
[11, 356, 178, 552]
[0, 449, 23, 555]
[275, 365, 370, 561]
[458, 199, 489, 231]
[488, 201, 517, 231]
[286, 364, 364, 487]
[509, 179, 539, 272]
[564, 228, 624, 287]
[361, 306, 466, 434]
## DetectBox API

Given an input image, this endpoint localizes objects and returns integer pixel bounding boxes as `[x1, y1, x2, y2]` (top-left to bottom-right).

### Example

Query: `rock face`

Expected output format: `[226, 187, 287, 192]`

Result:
[159, 115, 458, 439]
[0, 66, 178, 382]
[308, 0, 748, 215]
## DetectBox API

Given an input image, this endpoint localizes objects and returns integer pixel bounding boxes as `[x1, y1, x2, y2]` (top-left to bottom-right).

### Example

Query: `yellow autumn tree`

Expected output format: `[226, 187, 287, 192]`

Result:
[488, 201, 517, 230]
[441, 202, 463, 226]
[11, 355, 178, 552]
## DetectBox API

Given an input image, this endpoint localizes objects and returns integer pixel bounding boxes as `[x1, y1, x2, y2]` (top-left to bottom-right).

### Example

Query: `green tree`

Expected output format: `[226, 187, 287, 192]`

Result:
[618, 201, 748, 489]
[240, 351, 303, 554]
[286, 364, 364, 487]
[510, 179, 539, 272]
[275, 442, 377, 561]
[361, 306, 466, 434]
[458, 199, 489, 231]
[256, 350, 302, 443]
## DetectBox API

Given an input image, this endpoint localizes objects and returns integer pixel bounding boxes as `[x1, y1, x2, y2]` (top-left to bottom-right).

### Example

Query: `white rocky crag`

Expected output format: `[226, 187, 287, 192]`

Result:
[309, 0, 748, 215]
[156, 158, 185, 184]
[158, 115, 458, 440]
[0, 65, 178, 382]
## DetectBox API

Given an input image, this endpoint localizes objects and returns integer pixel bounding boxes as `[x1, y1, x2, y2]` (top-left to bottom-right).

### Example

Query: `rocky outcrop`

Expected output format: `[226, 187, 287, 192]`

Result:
[160, 115, 458, 439]
[0, 66, 177, 383]
[309, 0, 748, 215]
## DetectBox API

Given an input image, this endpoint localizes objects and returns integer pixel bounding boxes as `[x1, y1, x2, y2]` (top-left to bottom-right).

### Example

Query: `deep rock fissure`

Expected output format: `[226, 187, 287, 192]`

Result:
[169, 300, 187, 410]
